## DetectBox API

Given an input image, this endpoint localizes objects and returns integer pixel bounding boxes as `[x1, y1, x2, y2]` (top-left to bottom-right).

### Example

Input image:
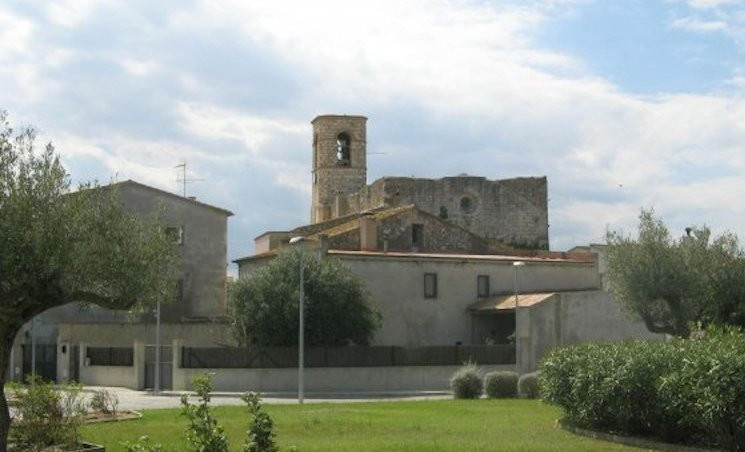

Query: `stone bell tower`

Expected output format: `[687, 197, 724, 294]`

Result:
[310, 115, 367, 223]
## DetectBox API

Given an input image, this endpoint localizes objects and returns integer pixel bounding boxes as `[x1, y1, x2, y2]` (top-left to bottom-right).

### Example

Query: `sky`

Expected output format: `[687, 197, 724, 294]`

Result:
[2, 0, 745, 270]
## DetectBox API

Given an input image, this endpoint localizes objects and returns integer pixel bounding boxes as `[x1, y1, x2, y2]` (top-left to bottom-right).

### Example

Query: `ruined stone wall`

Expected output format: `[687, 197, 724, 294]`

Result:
[378, 209, 487, 252]
[323, 209, 488, 253]
[353, 176, 548, 249]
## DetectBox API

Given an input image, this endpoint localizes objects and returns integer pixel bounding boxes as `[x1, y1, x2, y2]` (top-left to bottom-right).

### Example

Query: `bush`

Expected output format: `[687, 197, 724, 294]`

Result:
[539, 328, 745, 450]
[90, 388, 119, 415]
[180, 372, 229, 451]
[242, 392, 278, 452]
[122, 436, 164, 451]
[517, 372, 539, 399]
[9, 376, 87, 450]
[484, 371, 518, 398]
[450, 363, 483, 399]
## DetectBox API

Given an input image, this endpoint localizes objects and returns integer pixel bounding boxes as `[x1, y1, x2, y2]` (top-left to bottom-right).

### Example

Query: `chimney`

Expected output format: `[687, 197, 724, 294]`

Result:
[359, 214, 378, 251]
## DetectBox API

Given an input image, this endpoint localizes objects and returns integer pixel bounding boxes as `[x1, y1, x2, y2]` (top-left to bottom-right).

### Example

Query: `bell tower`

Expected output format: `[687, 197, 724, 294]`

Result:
[311, 115, 367, 223]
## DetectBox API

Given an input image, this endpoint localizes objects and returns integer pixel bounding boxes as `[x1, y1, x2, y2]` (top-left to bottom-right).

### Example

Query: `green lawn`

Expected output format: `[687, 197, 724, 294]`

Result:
[82, 399, 640, 451]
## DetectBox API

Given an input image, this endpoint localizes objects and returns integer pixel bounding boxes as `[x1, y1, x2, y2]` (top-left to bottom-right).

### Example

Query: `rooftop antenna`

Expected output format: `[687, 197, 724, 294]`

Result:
[175, 162, 204, 197]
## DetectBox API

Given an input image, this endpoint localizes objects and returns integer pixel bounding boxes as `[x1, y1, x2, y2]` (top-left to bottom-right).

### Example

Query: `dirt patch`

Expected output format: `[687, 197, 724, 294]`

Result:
[85, 409, 142, 423]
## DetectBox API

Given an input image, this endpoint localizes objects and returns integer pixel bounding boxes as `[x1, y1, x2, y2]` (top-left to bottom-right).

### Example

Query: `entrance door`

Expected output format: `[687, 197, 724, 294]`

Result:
[21, 343, 57, 382]
[144, 345, 172, 390]
[69, 344, 80, 382]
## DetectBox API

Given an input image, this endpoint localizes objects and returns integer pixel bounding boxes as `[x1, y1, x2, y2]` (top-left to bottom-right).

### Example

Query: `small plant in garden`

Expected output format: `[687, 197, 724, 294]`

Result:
[484, 371, 518, 398]
[90, 388, 119, 415]
[180, 372, 229, 451]
[450, 362, 483, 399]
[9, 376, 87, 450]
[517, 372, 540, 399]
[242, 392, 278, 452]
[122, 435, 164, 451]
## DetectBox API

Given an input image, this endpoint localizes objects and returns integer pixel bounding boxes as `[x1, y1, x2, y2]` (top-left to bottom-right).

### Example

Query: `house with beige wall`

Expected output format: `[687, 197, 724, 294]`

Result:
[11, 180, 233, 388]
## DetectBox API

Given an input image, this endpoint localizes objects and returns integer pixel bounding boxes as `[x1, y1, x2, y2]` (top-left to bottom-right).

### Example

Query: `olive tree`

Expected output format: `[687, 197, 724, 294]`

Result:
[605, 209, 745, 337]
[230, 249, 381, 347]
[0, 111, 179, 446]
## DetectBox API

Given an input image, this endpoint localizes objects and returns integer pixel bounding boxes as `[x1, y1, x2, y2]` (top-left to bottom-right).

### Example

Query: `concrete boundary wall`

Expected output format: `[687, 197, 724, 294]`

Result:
[171, 340, 514, 392]
[172, 364, 515, 392]
[81, 364, 136, 388]
[71, 339, 515, 392]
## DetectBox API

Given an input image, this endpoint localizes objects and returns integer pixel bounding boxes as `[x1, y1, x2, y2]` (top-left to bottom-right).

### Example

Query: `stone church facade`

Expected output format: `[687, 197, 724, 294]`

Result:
[310, 114, 549, 250]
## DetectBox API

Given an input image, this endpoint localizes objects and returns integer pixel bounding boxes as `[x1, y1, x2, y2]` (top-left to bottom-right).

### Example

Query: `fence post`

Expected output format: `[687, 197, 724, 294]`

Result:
[133, 340, 145, 390]
[172, 339, 184, 391]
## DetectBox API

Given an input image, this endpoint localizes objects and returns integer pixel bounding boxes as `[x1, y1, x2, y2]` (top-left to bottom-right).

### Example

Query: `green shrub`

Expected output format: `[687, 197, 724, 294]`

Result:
[242, 392, 278, 452]
[539, 329, 745, 450]
[121, 435, 164, 451]
[9, 376, 87, 450]
[684, 328, 745, 450]
[89, 388, 119, 415]
[450, 363, 483, 399]
[517, 372, 539, 399]
[484, 371, 518, 398]
[180, 372, 229, 451]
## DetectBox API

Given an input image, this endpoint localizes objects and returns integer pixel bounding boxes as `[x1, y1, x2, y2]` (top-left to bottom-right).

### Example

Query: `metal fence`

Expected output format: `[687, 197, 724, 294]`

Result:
[181, 345, 515, 369]
[86, 347, 134, 366]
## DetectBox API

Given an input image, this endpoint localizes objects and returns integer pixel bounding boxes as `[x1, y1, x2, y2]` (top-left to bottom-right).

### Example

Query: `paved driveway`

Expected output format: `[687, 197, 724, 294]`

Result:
[82, 386, 450, 411]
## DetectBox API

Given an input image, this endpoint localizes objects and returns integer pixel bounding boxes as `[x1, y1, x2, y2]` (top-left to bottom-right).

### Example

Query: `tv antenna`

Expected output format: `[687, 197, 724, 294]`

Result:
[175, 162, 204, 197]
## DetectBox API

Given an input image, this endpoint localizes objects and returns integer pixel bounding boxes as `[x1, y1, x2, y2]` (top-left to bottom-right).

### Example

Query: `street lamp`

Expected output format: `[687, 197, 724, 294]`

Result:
[154, 298, 161, 394]
[289, 236, 305, 404]
[513, 261, 525, 308]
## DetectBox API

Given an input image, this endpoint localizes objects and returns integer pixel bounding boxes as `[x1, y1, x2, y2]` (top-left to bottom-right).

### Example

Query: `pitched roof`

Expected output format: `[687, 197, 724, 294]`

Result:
[112, 180, 234, 216]
[468, 293, 557, 311]
[305, 205, 418, 240]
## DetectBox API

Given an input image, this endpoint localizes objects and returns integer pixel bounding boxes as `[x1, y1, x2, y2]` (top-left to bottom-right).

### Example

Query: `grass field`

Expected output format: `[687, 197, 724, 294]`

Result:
[81, 399, 640, 451]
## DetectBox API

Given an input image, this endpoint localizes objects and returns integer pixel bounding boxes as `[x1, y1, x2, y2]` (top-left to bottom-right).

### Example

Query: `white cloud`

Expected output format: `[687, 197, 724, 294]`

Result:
[177, 102, 308, 155]
[671, 16, 728, 31]
[0, 7, 34, 59]
[45, 0, 114, 28]
[119, 58, 160, 77]
[686, 0, 743, 9]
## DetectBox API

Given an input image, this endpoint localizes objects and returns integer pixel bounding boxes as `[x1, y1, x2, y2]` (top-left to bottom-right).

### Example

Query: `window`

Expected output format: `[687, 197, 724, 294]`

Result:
[175, 279, 184, 303]
[165, 226, 184, 245]
[412, 223, 423, 247]
[336, 132, 351, 165]
[460, 196, 474, 214]
[477, 275, 489, 298]
[424, 273, 438, 299]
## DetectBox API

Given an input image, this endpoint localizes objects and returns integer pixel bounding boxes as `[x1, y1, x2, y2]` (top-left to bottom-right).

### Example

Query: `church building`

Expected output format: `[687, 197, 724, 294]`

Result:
[236, 114, 659, 374]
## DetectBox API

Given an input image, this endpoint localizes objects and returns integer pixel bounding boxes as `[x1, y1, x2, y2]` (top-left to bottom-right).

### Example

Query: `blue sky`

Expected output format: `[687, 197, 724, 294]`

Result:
[2, 0, 745, 270]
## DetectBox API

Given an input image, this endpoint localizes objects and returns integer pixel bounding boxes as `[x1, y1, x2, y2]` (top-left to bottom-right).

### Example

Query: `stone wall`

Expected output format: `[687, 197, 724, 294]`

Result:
[311, 115, 368, 223]
[347, 176, 549, 249]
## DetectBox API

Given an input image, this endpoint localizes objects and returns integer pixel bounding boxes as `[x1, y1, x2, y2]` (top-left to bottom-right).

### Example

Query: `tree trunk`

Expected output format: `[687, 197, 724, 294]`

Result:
[0, 342, 11, 450]
[0, 323, 20, 451]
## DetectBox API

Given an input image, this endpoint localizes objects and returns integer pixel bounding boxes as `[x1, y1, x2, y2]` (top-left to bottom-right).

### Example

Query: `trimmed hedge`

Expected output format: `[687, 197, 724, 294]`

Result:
[539, 328, 745, 451]
[484, 371, 518, 398]
[450, 363, 483, 399]
[517, 372, 539, 399]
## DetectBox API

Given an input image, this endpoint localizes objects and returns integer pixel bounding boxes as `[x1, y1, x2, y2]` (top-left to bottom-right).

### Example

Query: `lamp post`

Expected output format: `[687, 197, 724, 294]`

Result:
[154, 299, 161, 394]
[289, 236, 306, 404]
[513, 261, 525, 308]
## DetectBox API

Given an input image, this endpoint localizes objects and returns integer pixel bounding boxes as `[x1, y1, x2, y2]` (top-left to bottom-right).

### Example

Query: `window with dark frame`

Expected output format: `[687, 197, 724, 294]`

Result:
[424, 273, 438, 299]
[477, 275, 489, 298]
[412, 223, 423, 247]
[175, 279, 184, 303]
[165, 226, 184, 245]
